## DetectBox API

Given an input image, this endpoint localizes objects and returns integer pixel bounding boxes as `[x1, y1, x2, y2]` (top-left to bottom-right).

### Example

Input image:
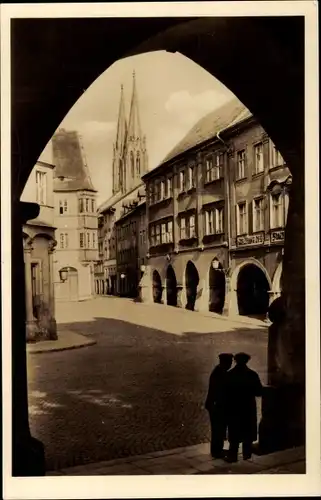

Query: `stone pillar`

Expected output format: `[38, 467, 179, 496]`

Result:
[13, 201, 45, 476]
[24, 243, 38, 342]
[222, 276, 232, 316]
[196, 278, 209, 312]
[48, 240, 57, 340]
[258, 150, 305, 453]
[176, 284, 186, 308]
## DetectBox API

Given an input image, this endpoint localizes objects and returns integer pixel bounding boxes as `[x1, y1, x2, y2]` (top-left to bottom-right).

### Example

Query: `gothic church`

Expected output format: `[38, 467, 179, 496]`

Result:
[112, 71, 148, 195]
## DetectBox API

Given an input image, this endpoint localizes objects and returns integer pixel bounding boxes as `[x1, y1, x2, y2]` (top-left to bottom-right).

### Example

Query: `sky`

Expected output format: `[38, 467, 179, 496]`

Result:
[40, 50, 236, 205]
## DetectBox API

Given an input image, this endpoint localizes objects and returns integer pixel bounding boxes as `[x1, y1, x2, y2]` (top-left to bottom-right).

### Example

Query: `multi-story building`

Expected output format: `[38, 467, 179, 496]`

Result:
[95, 71, 148, 296]
[20, 159, 57, 341]
[141, 98, 290, 318]
[115, 200, 147, 298]
[51, 129, 99, 302]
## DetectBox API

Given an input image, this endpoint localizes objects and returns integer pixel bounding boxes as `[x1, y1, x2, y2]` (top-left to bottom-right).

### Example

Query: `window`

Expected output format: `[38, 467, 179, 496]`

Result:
[155, 225, 161, 245]
[130, 151, 135, 177]
[149, 183, 155, 205]
[91, 199, 95, 213]
[204, 205, 224, 235]
[253, 197, 265, 232]
[167, 177, 173, 197]
[60, 233, 68, 249]
[215, 207, 224, 234]
[188, 165, 196, 189]
[205, 154, 222, 183]
[79, 198, 84, 213]
[161, 223, 166, 242]
[59, 199, 68, 214]
[80, 232, 84, 248]
[254, 143, 264, 174]
[237, 150, 246, 179]
[167, 221, 173, 242]
[85, 198, 89, 213]
[155, 182, 161, 202]
[270, 141, 285, 168]
[189, 214, 196, 238]
[237, 202, 247, 235]
[136, 152, 141, 174]
[180, 214, 196, 239]
[180, 217, 186, 239]
[160, 181, 165, 200]
[150, 225, 155, 246]
[93, 232, 96, 249]
[35, 170, 47, 205]
[179, 170, 186, 192]
[271, 193, 285, 228]
[87, 232, 90, 248]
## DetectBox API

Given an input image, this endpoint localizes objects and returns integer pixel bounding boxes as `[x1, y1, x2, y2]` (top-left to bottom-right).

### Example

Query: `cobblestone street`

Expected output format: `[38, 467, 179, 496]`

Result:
[27, 297, 268, 471]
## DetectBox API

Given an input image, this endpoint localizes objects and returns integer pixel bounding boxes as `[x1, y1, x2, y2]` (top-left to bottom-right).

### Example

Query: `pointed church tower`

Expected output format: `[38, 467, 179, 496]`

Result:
[125, 71, 148, 192]
[112, 84, 127, 195]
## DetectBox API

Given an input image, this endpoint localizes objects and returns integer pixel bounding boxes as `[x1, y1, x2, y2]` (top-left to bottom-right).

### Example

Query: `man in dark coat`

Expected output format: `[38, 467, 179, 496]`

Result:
[225, 352, 263, 462]
[205, 353, 233, 458]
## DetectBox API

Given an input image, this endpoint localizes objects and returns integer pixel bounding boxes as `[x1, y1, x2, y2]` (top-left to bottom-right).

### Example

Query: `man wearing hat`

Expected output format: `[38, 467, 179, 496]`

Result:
[225, 352, 263, 462]
[205, 353, 233, 458]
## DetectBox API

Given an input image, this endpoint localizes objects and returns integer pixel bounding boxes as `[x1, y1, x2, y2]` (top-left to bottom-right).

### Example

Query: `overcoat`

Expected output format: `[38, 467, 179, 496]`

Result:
[205, 365, 229, 437]
[225, 365, 263, 443]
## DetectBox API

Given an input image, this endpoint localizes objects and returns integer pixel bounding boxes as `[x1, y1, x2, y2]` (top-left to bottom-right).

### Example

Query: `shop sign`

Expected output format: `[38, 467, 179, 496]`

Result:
[236, 233, 264, 247]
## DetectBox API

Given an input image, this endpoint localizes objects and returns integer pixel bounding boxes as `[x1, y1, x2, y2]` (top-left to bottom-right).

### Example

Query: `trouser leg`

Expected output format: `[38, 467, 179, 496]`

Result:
[242, 441, 253, 460]
[227, 440, 239, 462]
[209, 413, 225, 458]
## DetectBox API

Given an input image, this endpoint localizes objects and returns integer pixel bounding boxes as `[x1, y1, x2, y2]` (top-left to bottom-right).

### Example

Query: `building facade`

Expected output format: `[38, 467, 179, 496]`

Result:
[95, 72, 148, 297]
[20, 160, 57, 341]
[51, 129, 99, 302]
[140, 99, 290, 318]
[115, 201, 147, 298]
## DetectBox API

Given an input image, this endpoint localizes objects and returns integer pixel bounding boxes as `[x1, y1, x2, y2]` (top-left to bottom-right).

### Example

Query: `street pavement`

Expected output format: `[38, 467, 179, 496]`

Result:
[27, 297, 268, 472]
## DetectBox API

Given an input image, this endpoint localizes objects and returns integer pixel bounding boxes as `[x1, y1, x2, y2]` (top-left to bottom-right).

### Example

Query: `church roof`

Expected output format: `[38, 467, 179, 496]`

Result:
[114, 84, 127, 150]
[52, 129, 96, 192]
[127, 70, 143, 141]
[158, 98, 251, 167]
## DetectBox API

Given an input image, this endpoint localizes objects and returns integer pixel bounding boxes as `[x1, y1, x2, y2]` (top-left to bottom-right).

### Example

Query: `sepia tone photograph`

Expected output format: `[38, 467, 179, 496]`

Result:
[1, 1, 320, 498]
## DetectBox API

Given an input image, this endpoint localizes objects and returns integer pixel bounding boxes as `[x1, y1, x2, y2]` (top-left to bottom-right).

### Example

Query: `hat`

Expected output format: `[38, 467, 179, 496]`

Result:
[234, 352, 251, 363]
[219, 353, 233, 361]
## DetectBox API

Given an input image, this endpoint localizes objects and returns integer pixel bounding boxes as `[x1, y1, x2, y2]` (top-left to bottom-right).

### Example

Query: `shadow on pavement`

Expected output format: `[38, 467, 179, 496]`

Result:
[27, 316, 267, 472]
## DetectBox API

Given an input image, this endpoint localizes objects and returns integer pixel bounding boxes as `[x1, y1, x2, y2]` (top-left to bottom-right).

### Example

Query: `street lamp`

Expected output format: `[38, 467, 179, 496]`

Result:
[59, 268, 69, 282]
[120, 273, 126, 279]
[212, 258, 220, 270]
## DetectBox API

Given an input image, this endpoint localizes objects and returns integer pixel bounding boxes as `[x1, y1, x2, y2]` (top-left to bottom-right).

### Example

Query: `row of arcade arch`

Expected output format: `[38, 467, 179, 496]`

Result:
[152, 259, 282, 318]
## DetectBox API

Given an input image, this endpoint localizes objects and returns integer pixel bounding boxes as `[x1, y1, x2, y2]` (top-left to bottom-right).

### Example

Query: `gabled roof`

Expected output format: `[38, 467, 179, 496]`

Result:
[161, 98, 251, 165]
[52, 129, 96, 192]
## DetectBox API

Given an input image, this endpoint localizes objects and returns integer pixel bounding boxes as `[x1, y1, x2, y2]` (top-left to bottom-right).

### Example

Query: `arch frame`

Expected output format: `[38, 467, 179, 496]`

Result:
[228, 257, 272, 316]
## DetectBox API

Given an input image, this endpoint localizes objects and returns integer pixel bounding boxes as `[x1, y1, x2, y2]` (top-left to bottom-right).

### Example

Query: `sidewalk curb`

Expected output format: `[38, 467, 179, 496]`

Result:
[27, 338, 97, 354]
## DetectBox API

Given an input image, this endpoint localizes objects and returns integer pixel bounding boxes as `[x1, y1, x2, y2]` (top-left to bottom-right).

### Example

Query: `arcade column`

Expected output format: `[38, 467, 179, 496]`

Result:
[12, 201, 46, 475]
[258, 152, 305, 453]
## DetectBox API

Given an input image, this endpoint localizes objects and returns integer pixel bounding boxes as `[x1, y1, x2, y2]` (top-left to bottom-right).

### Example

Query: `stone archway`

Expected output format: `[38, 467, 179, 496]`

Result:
[237, 263, 271, 317]
[166, 264, 177, 307]
[209, 261, 226, 314]
[185, 261, 199, 311]
[152, 270, 162, 304]
[9, 17, 306, 475]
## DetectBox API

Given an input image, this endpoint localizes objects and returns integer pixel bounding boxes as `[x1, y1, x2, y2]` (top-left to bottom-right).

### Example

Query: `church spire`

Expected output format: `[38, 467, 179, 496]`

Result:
[127, 70, 142, 141]
[115, 84, 127, 150]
